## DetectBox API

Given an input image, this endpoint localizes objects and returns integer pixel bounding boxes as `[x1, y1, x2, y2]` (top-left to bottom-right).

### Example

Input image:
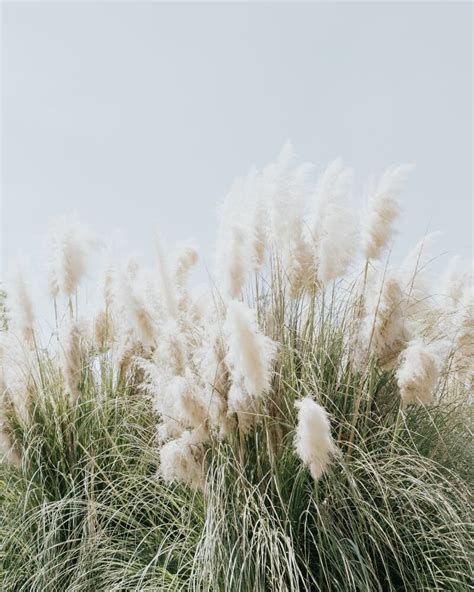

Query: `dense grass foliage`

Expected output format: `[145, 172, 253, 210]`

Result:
[1, 296, 472, 591]
[0, 148, 472, 589]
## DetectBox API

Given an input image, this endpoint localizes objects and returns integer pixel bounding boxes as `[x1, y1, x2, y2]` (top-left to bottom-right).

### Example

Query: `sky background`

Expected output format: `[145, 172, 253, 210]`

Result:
[1, 1, 472, 310]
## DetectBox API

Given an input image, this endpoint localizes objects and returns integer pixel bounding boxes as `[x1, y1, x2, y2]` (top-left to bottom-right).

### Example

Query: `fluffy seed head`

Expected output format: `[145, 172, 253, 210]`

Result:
[224, 300, 277, 399]
[160, 429, 205, 488]
[8, 266, 35, 347]
[396, 340, 442, 406]
[60, 321, 83, 403]
[294, 397, 339, 481]
[363, 164, 414, 260]
[174, 244, 199, 289]
[309, 160, 358, 285]
[364, 275, 411, 369]
[49, 216, 91, 298]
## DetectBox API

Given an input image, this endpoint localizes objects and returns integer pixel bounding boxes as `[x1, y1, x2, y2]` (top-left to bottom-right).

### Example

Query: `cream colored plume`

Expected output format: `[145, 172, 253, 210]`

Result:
[49, 216, 92, 298]
[396, 340, 442, 406]
[224, 300, 277, 400]
[60, 320, 84, 403]
[440, 256, 472, 308]
[363, 275, 411, 369]
[116, 260, 157, 347]
[223, 300, 277, 432]
[155, 233, 178, 318]
[8, 266, 35, 347]
[362, 164, 414, 261]
[309, 159, 358, 285]
[174, 243, 199, 289]
[294, 396, 339, 481]
[159, 428, 205, 488]
[265, 142, 316, 295]
[194, 323, 232, 437]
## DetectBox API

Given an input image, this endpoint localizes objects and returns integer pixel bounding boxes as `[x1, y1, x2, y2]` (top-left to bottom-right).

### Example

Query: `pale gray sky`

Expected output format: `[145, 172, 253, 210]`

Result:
[1, 1, 473, 291]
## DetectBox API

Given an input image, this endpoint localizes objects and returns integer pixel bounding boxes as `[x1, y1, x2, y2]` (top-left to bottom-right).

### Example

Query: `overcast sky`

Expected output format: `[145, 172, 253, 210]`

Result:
[1, 2, 472, 299]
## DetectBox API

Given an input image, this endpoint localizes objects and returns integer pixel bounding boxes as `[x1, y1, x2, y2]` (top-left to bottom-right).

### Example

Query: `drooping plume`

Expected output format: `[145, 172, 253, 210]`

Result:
[8, 266, 35, 347]
[215, 176, 252, 301]
[60, 320, 84, 403]
[396, 340, 442, 406]
[363, 275, 411, 369]
[155, 233, 178, 318]
[116, 259, 157, 347]
[224, 300, 277, 431]
[174, 243, 199, 289]
[159, 429, 205, 488]
[440, 256, 472, 308]
[265, 143, 316, 295]
[294, 396, 339, 481]
[248, 171, 268, 271]
[362, 164, 414, 261]
[400, 232, 438, 291]
[49, 216, 92, 299]
[309, 159, 358, 285]
[194, 322, 232, 437]
[224, 301, 277, 399]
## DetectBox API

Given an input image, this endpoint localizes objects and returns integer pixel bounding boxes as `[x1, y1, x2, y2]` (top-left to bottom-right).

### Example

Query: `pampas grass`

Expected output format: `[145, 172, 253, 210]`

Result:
[396, 340, 442, 406]
[294, 396, 339, 480]
[0, 146, 472, 592]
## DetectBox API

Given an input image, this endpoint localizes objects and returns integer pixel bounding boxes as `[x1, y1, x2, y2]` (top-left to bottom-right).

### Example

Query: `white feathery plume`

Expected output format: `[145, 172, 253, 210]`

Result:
[398, 232, 440, 320]
[60, 320, 83, 403]
[363, 275, 411, 369]
[224, 300, 277, 399]
[93, 309, 109, 350]
[171, 370, 209, 434]
[225, 224, 249, 300]
[396, 340, 442, 406]
[317, 198, 359, 286]
[174, 243, 199, 289]
[248, 170, 268, 271]
[101, 257, 117, 311]
[92, 259, 117, 348]
[216, 202, 250, 300]
[265, 143, 316, 294]
[362, 164, 414, 260]
[174, 243, 200, 319]
[308, 159, 348, 244]
[0, 332, 36, 424]
[215, 174, 255, 300]
[194, 322, 233, 437]
[140, 319, 203, 440]
[440, 256, 473, 308]
[223, 301, 277, 430]
[155, 233, 178, 318]
[159, 428, 205, 488]
[308, 159, 358, 285]
[155, 318, 188, 377]
[294, 396, 339, 481]
[49, 216, 91, 298]
[140, 356, 184, 441]
[226, 380, 259, 434]
[116, 260, 157, 347]
[8, 266, 35, 347]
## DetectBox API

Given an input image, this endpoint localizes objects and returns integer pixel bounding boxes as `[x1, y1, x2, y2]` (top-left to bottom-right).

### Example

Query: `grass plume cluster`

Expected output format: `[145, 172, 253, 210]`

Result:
[0, 144, 472, 591]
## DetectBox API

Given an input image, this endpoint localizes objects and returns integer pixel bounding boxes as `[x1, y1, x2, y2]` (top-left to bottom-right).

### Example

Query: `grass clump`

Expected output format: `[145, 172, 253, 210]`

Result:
[1, 145, 472, 590]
